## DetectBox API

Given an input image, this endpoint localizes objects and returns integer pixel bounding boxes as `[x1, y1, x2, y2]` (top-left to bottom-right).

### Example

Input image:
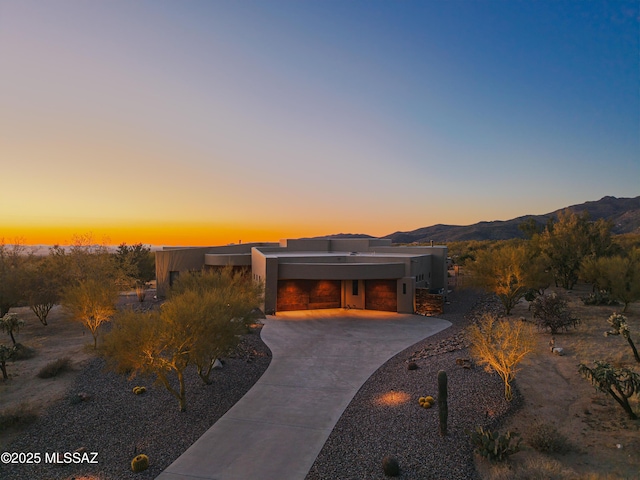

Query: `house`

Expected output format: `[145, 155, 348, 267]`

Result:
[155, 238, 448, 314]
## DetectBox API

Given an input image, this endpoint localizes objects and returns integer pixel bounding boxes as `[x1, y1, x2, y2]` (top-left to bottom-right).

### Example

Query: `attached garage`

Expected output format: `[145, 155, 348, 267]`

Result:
[276, 280, 341, 311]
[365, 280, 397, 312]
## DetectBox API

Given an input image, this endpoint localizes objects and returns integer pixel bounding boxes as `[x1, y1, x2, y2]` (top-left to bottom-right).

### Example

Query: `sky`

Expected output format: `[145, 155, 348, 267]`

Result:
[1, 0, 638, 246]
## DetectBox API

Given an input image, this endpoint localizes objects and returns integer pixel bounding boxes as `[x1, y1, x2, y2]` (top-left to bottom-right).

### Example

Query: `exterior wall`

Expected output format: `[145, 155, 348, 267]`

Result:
[397, 276, 416, 313]
[156, 247, 212, 297]
[204, 253, 252, 266]
[278, 262, 405, 280]
[280, 239, 330, 251]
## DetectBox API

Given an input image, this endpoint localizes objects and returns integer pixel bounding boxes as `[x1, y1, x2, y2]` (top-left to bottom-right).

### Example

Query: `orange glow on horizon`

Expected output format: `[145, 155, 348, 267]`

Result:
[1, 221, 356, 247]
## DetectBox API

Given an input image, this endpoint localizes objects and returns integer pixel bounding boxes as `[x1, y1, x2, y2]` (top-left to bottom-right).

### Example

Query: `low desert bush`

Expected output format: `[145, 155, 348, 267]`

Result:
[37, 357, 72, 379]
[581, 290, 618, 306]
[381, 456, 400, 477]
[0, 403, 39, 430]
[527, 422, 571, 453]
[487, 456, 578, 480]
[12, 343, 36, 360]
[531, 293, 580, 334]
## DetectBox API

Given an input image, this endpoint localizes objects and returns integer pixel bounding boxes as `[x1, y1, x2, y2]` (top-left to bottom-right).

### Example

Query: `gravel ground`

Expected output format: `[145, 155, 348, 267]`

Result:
[0, 326, 272, 480]
[306, 288, 520, 480]
[1, 288, 516, 480]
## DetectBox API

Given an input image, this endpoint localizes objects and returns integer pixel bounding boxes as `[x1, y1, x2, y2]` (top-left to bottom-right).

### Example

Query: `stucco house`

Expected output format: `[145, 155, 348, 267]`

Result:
[156, 238, 448, 314]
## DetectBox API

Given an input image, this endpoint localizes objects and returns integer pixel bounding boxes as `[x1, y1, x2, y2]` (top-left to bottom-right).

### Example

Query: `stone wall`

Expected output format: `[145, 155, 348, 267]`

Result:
[415, 288, 444, 316]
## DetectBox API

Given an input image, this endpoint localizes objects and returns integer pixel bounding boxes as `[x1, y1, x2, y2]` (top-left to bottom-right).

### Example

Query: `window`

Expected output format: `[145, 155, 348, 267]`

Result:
[403, 283, 407, 295]
[352, 280, 359, 296]
[169, 271, 180, 287]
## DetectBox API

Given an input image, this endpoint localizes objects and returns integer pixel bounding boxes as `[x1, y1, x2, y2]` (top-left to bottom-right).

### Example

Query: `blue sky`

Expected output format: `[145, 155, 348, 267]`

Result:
[0, 0, 638, 245]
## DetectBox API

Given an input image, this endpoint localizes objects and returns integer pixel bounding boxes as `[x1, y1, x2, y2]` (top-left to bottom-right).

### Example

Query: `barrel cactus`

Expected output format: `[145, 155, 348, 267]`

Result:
[131, 453, 149, 472]
[382, 455, 400, 476]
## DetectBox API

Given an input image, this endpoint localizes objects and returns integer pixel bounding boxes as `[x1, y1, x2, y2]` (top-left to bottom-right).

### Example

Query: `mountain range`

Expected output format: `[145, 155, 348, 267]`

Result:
[321, 196, 640, 243]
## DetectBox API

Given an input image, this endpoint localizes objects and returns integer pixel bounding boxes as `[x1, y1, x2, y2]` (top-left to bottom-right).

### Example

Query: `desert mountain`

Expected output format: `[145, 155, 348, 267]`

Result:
[382, 196, 640, 243]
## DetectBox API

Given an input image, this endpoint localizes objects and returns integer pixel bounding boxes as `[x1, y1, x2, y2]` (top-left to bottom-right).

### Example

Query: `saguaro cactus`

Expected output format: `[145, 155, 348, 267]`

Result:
[438, 370, 448, 436]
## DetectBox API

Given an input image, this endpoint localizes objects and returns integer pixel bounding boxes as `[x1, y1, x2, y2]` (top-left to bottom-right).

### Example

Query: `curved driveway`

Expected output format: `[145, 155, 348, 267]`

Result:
[157, 309, 450, 480]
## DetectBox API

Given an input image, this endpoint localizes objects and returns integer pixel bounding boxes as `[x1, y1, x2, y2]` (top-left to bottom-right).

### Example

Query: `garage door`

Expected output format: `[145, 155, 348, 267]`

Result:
[277, 280, 341, 311]
[365, 280, 397, 312]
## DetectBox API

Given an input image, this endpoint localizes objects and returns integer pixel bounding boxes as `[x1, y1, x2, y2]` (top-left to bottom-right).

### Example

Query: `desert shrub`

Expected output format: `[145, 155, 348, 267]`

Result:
[487, 456, 578, 480]
[531, 293, 580, 334]
[418, 396, 434, 408]
[131, 454, 149, 472]
[467, 426, 520, 462]
[582, 290, 618, 306]
[132, 386, 147, 395]
[0, 403, 39, 430]
[381, 456, 400, 477]
[37, 357, 72, 379]
[407, 361, 418, 370]
[527, 422, 571, 453]
[12, 343, 36, 360]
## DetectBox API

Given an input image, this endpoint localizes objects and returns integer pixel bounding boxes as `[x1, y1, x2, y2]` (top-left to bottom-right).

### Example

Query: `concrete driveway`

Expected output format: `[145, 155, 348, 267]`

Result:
[156, 309, 451, 480]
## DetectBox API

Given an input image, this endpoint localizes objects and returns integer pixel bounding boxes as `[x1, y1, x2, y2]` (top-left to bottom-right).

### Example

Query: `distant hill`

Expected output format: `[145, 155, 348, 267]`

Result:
[305, 233, 376, 240]
[382, 196, 640, 244]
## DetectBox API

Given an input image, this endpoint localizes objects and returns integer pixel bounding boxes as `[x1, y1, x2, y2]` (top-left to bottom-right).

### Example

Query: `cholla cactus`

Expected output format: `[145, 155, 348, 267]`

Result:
[0, 313, 25, 346]
[605, 313, 639, 363]
[579, 361, 640, 419]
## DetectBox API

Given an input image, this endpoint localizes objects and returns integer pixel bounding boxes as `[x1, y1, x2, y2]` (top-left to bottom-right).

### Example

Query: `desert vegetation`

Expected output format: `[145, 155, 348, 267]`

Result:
[102, 268, 263, 411]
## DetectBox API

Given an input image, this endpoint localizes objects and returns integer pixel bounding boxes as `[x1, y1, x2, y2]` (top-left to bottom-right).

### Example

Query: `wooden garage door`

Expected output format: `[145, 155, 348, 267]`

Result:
[277, 280, 341, 311]
[365, 280, 397, 312]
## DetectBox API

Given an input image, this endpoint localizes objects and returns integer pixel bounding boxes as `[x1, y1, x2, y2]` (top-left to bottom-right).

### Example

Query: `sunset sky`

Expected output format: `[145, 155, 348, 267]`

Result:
[1, 1, 638, 246]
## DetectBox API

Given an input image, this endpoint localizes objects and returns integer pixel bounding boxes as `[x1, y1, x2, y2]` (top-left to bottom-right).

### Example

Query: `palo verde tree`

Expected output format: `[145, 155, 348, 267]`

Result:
[540, 210, 612, 290]
[61, 278, 118, 349]
[114, 243, 155, 287]
[468, 313, 536, 401]
[594, 250, 640, 313]
[468, 243, 532, 314]
[23, 252, 66, 326]
[579, 361, 640, 419]
[0, 240, 30, 317]
[103, 267, 263, 411]
[103, 309, 192, 411]
[60, 235, 121, 348]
